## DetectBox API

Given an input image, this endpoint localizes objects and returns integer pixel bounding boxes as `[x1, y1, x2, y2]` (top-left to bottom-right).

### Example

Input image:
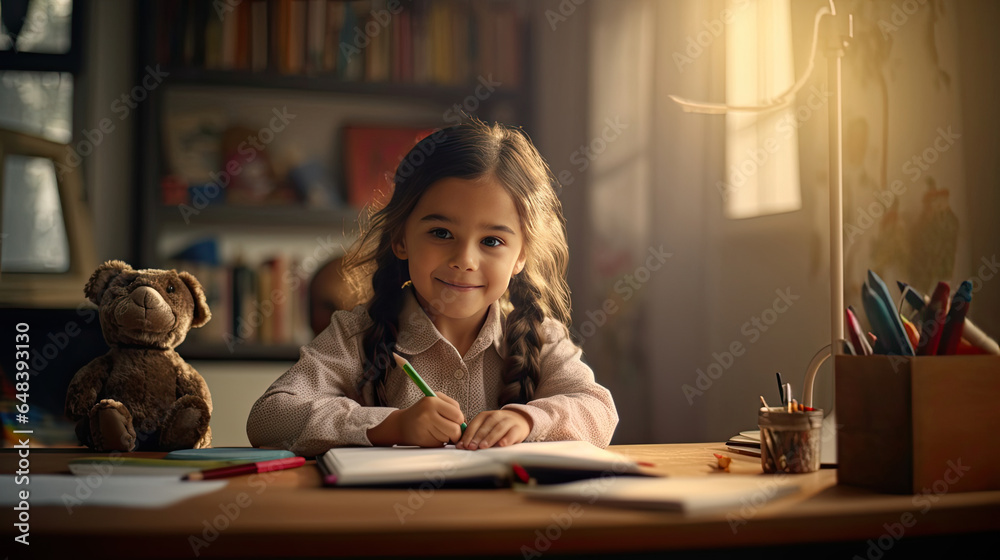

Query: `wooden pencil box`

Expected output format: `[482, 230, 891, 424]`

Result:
[835, 355, 1000, 494]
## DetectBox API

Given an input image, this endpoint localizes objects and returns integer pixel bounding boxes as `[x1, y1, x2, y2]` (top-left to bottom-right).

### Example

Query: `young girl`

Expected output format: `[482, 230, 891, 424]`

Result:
[246, 120, 618, 457]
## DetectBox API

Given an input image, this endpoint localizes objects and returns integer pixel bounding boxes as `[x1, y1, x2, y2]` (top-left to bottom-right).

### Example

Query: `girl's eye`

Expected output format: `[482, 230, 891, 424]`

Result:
[430, 228, 452, 239]
[482, 237, 503, 248]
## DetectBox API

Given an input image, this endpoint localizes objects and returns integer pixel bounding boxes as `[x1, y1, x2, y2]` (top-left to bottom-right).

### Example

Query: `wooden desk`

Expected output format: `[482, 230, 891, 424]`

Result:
[4, 443, 999, 558]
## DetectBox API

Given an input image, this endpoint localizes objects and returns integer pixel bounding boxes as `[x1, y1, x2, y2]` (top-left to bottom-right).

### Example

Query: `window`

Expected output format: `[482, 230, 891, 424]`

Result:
[722, 0, 801, 219]
[0, 0, 90, 305]
[1, 154, 69, 272]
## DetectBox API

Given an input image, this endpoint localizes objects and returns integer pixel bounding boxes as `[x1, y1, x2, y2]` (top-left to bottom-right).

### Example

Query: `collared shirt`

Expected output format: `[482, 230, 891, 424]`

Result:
[246, 290, 619, 456]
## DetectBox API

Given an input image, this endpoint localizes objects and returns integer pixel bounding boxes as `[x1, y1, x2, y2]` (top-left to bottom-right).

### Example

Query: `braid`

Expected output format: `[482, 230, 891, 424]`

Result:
[500, 274, 545, 405]
[358, 237, 407, 406]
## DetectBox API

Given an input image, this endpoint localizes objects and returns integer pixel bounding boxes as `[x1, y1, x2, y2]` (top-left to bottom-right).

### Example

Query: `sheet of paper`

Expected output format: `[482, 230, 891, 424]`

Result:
[1, 475, 227, 508]
[519, 475, 801, 515]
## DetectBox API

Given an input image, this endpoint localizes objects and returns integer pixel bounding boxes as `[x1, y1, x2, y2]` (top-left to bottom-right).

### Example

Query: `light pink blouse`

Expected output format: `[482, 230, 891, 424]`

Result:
[246, 290, 619, 456]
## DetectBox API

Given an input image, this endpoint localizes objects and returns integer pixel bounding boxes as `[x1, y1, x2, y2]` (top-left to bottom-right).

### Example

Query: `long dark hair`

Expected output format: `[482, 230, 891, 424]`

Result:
[342, 119, 571, 406]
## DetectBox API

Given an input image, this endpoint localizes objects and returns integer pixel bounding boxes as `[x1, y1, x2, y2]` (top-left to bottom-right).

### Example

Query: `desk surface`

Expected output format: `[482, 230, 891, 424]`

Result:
[4, 443, 999, 558]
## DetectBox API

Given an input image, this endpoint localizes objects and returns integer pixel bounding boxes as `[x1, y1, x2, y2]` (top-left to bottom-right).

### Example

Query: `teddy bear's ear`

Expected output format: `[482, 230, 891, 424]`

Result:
[84, 260, 133, 305]
[178, 271, 212, 329]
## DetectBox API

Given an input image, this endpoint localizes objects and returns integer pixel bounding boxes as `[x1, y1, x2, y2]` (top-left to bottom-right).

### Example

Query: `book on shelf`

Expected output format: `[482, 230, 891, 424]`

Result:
[154, 0, 525, 88]
[317, 440, 652, 488]
[256, 258, 274, 344]
[170, 246, 313, 354]
[341, 125, 436, 209]
[251, 0, 269, 71]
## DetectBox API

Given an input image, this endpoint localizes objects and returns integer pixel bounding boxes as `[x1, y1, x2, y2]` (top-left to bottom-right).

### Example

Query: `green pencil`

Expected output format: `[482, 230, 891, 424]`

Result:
[393, 352, 467, 432]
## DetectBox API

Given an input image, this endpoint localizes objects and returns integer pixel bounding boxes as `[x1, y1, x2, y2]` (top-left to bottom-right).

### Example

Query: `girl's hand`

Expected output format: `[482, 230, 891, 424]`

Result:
[456, 409, 532, 450]
[396, 392, 466, 447]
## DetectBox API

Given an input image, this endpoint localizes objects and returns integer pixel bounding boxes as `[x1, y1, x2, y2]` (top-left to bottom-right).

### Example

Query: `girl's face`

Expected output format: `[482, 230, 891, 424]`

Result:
[393, 176, 527, 328]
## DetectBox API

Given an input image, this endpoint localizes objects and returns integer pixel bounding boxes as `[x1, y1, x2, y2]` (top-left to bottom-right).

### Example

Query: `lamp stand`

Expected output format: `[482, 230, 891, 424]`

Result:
[803, 3, 852, 407]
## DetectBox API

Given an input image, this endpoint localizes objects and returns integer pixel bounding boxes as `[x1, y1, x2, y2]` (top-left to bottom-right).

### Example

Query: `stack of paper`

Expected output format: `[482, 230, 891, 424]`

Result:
[726, 431, 762, 457]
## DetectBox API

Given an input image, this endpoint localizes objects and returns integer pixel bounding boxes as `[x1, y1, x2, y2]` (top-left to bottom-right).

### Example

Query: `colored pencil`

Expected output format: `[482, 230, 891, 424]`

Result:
[184, 456, 305, 481]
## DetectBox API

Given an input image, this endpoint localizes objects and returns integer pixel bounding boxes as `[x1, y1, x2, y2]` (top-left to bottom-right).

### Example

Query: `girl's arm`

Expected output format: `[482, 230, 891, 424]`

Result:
[245, 310, 398, 456]
[500, 319, 620, 448]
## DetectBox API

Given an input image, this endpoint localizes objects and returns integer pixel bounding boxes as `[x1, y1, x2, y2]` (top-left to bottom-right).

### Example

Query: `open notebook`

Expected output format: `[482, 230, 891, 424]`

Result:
[317, 440, 649, 488]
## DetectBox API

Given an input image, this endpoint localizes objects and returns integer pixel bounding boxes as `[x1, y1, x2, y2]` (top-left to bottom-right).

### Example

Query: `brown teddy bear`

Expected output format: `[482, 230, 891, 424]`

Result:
[66, 260, 213, 452]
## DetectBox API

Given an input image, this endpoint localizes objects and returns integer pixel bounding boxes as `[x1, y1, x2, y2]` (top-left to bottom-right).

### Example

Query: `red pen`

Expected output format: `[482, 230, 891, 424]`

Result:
[184, 456, 305, 481]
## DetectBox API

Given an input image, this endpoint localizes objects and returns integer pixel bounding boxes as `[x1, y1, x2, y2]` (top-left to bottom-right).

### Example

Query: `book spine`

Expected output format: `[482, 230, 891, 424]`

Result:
[251, 0, 269, 71]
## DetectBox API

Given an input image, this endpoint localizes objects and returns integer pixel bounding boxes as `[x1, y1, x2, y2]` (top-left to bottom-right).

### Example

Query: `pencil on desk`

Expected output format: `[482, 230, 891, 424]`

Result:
[184, 456, 305, 481]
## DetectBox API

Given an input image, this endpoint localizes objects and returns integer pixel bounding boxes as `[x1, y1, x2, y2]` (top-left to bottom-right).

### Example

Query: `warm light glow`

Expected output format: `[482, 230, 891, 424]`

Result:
[723, 0, 801, 219]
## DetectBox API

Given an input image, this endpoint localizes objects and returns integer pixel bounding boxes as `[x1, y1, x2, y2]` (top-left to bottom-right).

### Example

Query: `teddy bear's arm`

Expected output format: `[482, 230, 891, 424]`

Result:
[65, 354, 114, 420]
[175, 362, 213, 413]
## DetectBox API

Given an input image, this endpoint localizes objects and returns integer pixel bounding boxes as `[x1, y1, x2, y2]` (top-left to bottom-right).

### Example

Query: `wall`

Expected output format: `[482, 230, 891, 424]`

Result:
[955, 0, 1000, 340]
[195, 361, 291, 446]
[81, 0, 135, 264]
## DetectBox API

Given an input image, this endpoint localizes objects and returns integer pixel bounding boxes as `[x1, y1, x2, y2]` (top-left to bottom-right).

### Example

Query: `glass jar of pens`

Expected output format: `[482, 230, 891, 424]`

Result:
[759, 380, 823, 473]
[758, 376, 823, 473]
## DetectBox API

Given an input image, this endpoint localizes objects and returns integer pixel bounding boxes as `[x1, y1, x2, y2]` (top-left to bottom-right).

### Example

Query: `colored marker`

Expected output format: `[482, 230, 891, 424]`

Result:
[867, 332, 888, 355]
[867, 271, 914, 355]
[900, 314, 920, 350]
[916, 282, 949, 356]
[862, 281, 913, 355]
[845, 306, 872, 356]
[897, 280, 927, 315]
[393, 352, 467, 432]
[184, 456, 305, 481]
[937, 281, 973, 355]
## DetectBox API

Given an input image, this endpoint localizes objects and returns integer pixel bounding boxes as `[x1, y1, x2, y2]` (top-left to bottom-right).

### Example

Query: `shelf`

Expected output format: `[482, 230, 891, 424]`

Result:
[136, 0, 532, 361]
[157, 204, 361, 228]
[162, 68, 523, 104]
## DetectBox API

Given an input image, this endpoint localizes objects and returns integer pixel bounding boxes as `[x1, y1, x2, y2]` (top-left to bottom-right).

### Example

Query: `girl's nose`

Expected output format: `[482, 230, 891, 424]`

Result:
[450, 242, 478, 271]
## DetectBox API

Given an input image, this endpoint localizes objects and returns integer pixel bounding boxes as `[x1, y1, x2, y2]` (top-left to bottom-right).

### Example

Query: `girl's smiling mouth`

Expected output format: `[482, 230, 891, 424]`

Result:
[436, 278, 483, 291]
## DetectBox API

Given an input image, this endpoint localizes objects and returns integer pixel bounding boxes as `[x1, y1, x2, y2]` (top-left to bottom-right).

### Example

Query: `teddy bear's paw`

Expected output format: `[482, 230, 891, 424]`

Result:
[92, 404, 137, 452]
[160, 396, 210, 451]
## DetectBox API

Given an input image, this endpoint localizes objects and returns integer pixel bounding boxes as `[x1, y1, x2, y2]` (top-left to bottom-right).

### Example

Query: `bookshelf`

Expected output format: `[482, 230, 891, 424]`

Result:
[135, 0, 532, 360]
